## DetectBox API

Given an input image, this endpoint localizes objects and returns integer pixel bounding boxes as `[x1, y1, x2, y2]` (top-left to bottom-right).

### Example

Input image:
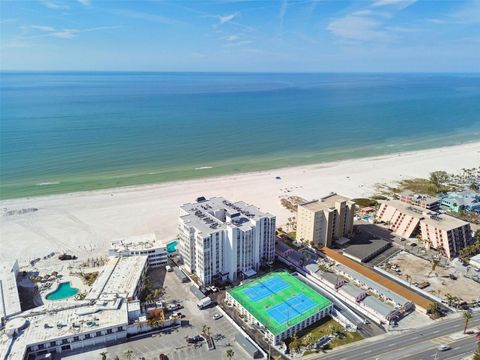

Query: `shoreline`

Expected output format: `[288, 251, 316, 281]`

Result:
[2, 140, 479, 204]
[1, 141, 479, 265]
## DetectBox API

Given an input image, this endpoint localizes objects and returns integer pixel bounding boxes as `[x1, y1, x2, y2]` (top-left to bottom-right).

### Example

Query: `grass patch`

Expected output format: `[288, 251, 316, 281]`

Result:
[398, 178, 454, 196]
[293, 316, 363, 351]
[81, 272, 98, 286]
[353, 198, 378, 207]
[287, 231, 296, 240]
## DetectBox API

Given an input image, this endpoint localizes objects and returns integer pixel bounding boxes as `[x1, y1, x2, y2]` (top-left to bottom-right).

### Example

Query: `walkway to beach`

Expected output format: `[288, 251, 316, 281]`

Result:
[320, 247, 432, 312]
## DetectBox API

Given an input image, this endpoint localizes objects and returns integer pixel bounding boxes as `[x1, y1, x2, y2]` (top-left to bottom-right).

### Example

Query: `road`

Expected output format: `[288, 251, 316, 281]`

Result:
[306, 312, 480, 360]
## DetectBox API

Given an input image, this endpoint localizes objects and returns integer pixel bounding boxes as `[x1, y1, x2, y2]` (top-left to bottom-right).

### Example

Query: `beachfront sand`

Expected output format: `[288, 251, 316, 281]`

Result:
[1, 142, 479, 266]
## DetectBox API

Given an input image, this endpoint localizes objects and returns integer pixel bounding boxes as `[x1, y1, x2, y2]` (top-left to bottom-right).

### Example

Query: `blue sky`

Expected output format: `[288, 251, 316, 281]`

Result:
[1, 0, 479, 72]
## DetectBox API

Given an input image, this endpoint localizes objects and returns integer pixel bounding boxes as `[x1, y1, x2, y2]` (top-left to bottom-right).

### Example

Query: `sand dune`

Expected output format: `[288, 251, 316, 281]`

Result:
[1, 142, 479, 265]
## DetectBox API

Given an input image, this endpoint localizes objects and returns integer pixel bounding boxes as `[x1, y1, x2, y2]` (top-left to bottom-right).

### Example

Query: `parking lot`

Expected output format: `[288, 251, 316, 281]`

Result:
[64, 268, 249, 360]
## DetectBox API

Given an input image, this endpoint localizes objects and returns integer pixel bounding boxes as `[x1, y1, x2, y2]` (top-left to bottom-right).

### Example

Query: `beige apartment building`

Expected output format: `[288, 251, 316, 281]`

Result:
[420, 215, 472, 259]
[297, 193, 355, 247]
[376, 200, 472, 258]
[376, 200, 423, 238]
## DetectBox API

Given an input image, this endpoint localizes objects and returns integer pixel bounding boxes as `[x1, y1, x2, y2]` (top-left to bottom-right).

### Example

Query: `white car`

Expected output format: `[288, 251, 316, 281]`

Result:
[213, 313, 223, 320]
[437, 345, 450, 351]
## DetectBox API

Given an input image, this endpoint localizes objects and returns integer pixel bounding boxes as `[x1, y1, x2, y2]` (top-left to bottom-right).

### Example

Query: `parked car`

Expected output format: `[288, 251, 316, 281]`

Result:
[167, 303, 182, 311]
[159, 354, 168, 360]
[437, 345, 451, 351]
[186, 335, 203, 344]
[213, 313, 223, 320]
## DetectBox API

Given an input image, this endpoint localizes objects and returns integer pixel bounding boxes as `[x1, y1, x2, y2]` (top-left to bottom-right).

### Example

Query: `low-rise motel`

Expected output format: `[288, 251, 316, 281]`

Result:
[226, 271, 333, 345]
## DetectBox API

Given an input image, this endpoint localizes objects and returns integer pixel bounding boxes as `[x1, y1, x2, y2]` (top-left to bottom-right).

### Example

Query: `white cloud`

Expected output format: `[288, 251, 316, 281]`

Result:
[451, 0, 480, 24]
[24, 24, 120, 40]
[77, 0, 91, 5]
[110, 9, 183, 25]
[279, 0, 288, 25]
[52, 29, 78, 38]
[223, 35, 240, 41]
[0, 19, 17, 24]
[327, 14, 390, 42]
[371, 0, 417, 9]
[40, 0, 69, 10]
[30, 25, 55, 32]
[219, 12, 239, 25]
[327, 0, 418, 42]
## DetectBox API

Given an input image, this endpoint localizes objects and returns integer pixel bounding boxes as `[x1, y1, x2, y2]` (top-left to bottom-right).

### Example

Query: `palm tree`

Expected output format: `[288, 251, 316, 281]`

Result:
[225, 349, 235, 359]
[124, 349, 134, 360]
[463, 311, 472, 334]
[202, 324, 211, 337]
[445, 293, 454, 306]
[427, 302, 441, 318]
[405, 274, 412, 287]
[428, 258, 440, 277]
[114, 356, 120, 360]
[100, 352, 108, 360]
[290, 335, 300, 351]
[473, 341, 480, 360]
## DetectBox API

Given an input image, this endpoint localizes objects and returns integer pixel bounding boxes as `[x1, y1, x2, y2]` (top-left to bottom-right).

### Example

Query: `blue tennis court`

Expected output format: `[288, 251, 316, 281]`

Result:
[266, 294, 316, 324]
[243, 276, 289, 302]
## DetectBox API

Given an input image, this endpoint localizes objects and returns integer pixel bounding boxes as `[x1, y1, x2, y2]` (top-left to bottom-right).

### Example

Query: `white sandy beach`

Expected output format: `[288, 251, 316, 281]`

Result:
[1, 142, 479, 266]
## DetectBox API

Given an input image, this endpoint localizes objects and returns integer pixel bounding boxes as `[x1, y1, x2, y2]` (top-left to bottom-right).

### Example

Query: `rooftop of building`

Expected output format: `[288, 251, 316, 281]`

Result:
[180, 196, 274, 235]
[380, 200, 427, 218]
[300, 193, 353, 212]
[101, 256, 147, 297]
[86, 256, 147, 301]
[228, 272, 331, 335]
[109, 233, 169, 253]
[340, 237, 391, 263]
[1, 299, 128, 360]
[362, 295, 395, 317]
[440, 191, 480, 206]
[321, 247, 431, 311]
[0, 260, 21, 320]
[421, 213, 470, 231]
[400, 191, 440, 204]
[336, 263, 409, 307]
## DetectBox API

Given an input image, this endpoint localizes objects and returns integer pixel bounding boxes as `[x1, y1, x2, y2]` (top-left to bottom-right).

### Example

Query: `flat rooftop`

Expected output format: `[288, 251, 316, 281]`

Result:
[421, 213, 469, 231]
[180, 197, 274, 235]
[86, 256, 147, 300]
[301, 193, 352, 212]
[401, 191, 439, 204]
[341, 237, 391, 262]
[321, 247, 432, 311]
[0, 261, 21, 320]
[2, 299, 128, 360]
[383, 200, 426, 218]
[101, 256, 147, 297]
[228, 272, 331, 335]
[110, 233, 168, 253]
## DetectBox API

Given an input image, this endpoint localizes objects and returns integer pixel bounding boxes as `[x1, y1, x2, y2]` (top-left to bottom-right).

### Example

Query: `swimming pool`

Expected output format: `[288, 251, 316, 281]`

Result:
[362, 215, 373, 222]
[167, 241, 178, 253]
[46, 281, 79, 300]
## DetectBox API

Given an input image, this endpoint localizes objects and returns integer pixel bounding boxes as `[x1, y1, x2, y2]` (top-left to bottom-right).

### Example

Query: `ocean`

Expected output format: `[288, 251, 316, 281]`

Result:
[1, 72, 480, 200]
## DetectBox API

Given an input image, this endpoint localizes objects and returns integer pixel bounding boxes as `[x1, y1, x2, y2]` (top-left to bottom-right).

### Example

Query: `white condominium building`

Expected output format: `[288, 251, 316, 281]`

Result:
[296, 193, 355, 247]
[178, 197, 276, 286]
[108, 233, 169, 267]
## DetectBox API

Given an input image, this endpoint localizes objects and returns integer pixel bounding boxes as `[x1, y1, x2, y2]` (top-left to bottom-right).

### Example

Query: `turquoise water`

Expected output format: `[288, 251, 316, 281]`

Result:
[46, 281, 79, 300]
[167, 241, 178, 253]
[1, 72, 480, 199]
